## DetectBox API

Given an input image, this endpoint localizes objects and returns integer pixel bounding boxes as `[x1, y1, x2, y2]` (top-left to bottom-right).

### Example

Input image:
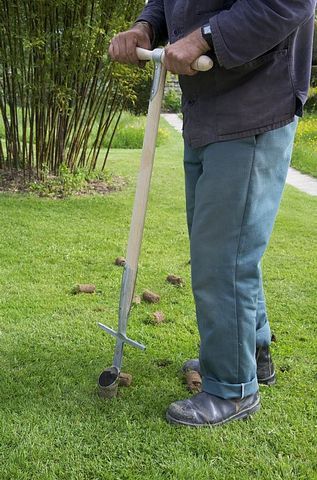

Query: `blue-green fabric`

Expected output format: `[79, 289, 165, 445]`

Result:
[184, 120, 297, 399]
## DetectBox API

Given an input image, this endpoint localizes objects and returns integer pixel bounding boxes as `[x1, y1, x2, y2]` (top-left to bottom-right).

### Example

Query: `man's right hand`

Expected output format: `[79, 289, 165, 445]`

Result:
[108, 22, 153, 66]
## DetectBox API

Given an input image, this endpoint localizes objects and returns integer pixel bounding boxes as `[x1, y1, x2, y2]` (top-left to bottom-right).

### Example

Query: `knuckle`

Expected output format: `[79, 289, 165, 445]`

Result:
[165, 47, 172, 57]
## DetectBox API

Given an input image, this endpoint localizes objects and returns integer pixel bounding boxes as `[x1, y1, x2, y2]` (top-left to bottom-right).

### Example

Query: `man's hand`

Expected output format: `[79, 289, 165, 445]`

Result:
[108, 23, 152, 66]
[165, 28, 210, 76]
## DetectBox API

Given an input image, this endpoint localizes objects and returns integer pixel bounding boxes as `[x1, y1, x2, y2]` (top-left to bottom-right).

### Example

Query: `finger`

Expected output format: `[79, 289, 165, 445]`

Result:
[140, 37, 152, 51]
[164, 58, 176, 75]
[111, 36, 121, 61]
[165, 50, 182, 74]
[163, 52, 176, 74]
[108, 43, 114, 60]
[116, 34, 128, 63]
[180, 64, 198, 76]
[135, 34, 151, 66]
[125, 35, 139, 65]
[185, 68, 198, 77]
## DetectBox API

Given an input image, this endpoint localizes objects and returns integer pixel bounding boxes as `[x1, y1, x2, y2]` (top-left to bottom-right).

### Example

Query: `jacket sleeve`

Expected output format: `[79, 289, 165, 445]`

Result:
[209, 0, 316, 69]
[136, 0, 168, 47]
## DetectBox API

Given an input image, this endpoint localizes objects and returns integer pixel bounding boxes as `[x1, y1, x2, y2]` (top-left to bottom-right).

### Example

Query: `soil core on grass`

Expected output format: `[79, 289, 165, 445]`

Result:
[142, 290, 160, 303]
[115, 256, 126, 266]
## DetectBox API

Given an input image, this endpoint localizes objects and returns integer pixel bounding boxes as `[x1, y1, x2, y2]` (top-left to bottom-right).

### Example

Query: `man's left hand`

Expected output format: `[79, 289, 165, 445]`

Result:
[164, 28, 210, 76]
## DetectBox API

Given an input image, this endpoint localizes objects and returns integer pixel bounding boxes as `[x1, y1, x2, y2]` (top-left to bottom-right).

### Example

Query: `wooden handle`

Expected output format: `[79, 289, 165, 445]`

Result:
[190, 55, 214, 72]
[136, 47, 154, 62]
[136, 47, 213, 72]
[122, 63, 167, 315]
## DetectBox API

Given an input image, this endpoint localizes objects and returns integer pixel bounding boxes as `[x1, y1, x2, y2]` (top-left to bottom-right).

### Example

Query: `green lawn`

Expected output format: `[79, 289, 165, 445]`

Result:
[0, 121, 316, 479]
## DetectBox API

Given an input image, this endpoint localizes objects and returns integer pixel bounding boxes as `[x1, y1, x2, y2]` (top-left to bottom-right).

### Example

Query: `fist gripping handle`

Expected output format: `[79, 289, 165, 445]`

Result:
[136, 47, 213, 72]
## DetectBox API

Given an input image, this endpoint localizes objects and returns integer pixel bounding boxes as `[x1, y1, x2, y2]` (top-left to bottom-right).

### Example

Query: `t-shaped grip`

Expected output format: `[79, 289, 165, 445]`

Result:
[136, 47, 213, 72]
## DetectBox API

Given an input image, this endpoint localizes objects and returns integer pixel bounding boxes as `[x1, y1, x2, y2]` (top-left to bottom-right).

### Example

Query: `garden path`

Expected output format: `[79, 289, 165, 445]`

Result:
[162, 113, 317, 196]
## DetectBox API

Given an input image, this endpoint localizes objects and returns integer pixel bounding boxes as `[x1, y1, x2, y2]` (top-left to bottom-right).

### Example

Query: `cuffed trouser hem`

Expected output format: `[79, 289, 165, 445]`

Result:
[202, 376, 259, 400]
[256, 322, 271, 347]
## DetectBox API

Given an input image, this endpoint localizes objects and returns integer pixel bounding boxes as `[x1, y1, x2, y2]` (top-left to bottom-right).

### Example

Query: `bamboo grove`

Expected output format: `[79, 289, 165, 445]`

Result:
[0, 0, 148, 177]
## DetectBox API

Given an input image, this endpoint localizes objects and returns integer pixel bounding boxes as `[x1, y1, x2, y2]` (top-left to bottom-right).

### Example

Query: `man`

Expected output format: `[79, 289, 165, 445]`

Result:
[109, 1, 316, 427]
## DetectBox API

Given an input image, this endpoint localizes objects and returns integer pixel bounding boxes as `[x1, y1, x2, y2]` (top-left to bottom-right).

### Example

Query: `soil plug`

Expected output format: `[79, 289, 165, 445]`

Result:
[132, 295, 142, 305]
[115, 256, 126, 266]
[185, 370, 202, 393]
[118, 372, 133, 387]
[142, 290, 160, 303]
[72, 284, 96, 294]
[166, 274, 184, 286]
[152, 311, 166, 324]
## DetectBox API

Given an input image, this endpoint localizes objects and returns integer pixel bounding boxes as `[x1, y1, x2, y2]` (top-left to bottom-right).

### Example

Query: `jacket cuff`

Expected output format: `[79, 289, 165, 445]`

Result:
[133, 20, 156, 48]
[209, 15, 233, 69]
[136, 15, 167, 48]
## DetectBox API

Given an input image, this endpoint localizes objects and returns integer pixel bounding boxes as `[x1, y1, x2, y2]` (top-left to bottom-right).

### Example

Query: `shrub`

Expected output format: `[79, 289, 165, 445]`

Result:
[292, 113, 317, 177]
[305, 86, 317, 112]
[163, 90, 182, 113]
[29, 165, 116, 198]
[0, 0, 148, 176]
[125, 70, 152, 116]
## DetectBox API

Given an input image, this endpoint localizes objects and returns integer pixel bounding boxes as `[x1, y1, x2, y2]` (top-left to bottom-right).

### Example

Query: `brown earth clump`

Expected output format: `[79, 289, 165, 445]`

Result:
[72, 284, 96, 294]
[132, 295, 142, 305]
[118, 372, 133, 387]
[166, 274, 184, 286]
[152, 311, 166, 324]
[115, 256, 126, 266]
[142, 290, 160, 303]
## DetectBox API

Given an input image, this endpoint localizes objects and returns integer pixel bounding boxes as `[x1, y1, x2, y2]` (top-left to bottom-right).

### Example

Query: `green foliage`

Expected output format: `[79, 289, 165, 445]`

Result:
[305, 86, 317, 112]
[0, 109, 170, 152]
[312, 66, 317, 86]
[163, 89, 182, 113]
[125, 70, 153, 116]
[0, 0, 147, 175]
[312, 17, 317, 65]
[29, 164, 115, 198]
[292, 112, 317, 177]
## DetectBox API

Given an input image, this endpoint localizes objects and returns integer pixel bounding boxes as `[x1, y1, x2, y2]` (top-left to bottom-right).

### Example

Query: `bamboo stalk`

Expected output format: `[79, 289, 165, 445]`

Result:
[0, 0, 148, 177]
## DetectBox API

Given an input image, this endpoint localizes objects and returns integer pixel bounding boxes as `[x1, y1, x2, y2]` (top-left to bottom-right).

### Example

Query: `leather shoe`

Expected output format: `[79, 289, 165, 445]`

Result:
[166, 391, 260, 427]
[182, 345, 276, 386]
[256, 346, 276, 385]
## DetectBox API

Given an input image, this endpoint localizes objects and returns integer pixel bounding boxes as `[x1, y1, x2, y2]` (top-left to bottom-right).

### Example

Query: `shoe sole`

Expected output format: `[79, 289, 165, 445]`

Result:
[166, 399, 261, 427]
